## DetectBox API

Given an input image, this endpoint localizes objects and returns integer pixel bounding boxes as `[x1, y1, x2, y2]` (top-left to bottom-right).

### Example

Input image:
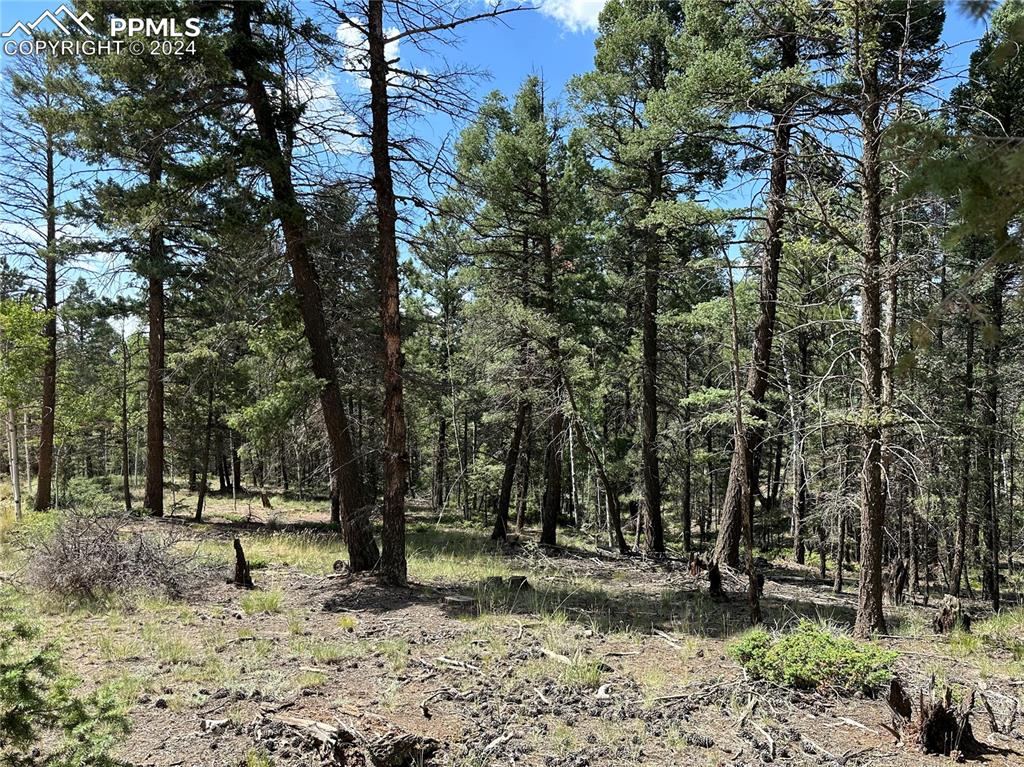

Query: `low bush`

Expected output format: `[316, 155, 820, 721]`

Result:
[0, 596, 129, 764]
[27, 510, 201, 603]
[730, 620, 897, 694]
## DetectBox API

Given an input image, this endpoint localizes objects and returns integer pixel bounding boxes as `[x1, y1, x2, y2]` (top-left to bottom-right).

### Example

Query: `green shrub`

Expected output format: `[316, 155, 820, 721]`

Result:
[730, 620, 897, 694]
[0, 596, 129, 764]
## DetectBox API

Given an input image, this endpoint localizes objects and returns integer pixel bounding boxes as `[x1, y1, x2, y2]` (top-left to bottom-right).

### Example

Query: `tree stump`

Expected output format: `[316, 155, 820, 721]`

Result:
[886, 559, 909, 605]
[480, 576, 504, 590]
[886, 677, 979, 758]
[688, 553, 706, 577]
[887, 678, 913, 722]
[233, 537, 255, 589]
[918, 687, 977, 757]
[708, 562, 727, 601]
[507, 575, 531, 592]
[932, 595, 971, 634]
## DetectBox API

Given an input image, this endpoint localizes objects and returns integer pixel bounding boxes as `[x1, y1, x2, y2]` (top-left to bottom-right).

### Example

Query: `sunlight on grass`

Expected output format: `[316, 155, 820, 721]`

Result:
[291, 636, 369, 665]
[241, 588, 283, 615]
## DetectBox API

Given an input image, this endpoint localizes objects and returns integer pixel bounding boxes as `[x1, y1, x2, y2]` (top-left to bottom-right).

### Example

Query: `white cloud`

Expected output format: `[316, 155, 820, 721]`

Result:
[537, 0, 605, 33]
[287, 71, 364, 155]
[336, 20, 401, 89]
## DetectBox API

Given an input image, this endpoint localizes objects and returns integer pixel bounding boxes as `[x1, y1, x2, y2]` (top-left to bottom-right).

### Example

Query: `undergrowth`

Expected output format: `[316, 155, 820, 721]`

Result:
[730, 620, 897, 694]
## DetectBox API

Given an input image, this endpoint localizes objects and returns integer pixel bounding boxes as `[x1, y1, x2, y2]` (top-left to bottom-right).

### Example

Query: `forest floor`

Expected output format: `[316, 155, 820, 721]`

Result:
[3, 490, 1024, 767]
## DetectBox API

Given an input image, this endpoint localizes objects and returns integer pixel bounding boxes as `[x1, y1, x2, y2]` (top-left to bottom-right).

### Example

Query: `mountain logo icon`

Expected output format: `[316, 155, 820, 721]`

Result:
[1, 4, 95, 37]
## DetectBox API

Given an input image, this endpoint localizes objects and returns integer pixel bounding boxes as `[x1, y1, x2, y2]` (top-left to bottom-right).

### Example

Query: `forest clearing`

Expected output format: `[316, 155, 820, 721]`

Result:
[2, 0, 1024, 764]
[4, 486, 1024, 766]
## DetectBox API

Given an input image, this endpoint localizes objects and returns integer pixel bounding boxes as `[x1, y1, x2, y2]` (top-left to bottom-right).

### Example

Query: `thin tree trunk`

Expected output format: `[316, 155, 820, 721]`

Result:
[854, 52, 887, 638]
[951, 317, 974, 596]
[515, 418, 532, 533]
[195, 383, 215, 522]
[22, 411, 31, 497]
[639, 232, 663, 552]
[724, 254, 761, 624]
[834, 515, 846, 593]
[493, 401, 529, 541]
[120, 336, 132, 512]
[34, 127, 57, 512]
[143, 271, 165, 514]
[432, 415, 446, 512]
[228, 2, 379, 571]
[7, 409, 22, 520]
[367, 0, 408, 584]
[231, 430, 243, 494]
[279, 439, 289, 491]
[541, 410, 565, 547]
[714, 31, 797, 567]
[981, 257, 1007, 611]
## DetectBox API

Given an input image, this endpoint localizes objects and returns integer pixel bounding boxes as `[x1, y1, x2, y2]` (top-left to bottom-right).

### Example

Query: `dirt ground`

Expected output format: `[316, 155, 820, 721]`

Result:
[7, 491, 1024, 767]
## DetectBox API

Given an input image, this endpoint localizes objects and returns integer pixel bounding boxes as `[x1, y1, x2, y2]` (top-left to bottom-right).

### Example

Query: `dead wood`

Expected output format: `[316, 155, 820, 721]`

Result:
[708, 562, 728, 601]
[886, 677, 979, 757]
[232, 537, 254, 588]
[932, 594, 971, 634]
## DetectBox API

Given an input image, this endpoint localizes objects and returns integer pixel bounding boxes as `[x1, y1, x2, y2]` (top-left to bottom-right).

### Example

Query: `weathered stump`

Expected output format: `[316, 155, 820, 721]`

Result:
[932, 594, 971, 634]
[480, 576, 504, 590]
[918, 687, 977, 757]
[688, 553, 706, 577]
[887, 677, 979, 758]
[233, 537, 254, 589]
[708, 562, 727, 601]
[507, 575, 531, 592]
[886, 559, 909, 605]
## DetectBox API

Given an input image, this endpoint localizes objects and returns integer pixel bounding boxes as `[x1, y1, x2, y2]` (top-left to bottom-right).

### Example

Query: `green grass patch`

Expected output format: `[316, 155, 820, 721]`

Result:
[240, 588, 283, 615]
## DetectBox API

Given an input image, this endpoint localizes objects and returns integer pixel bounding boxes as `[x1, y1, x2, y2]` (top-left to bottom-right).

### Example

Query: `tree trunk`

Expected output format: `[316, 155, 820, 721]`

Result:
[143, 270, 165, 514]
[541, 409, 565, 547]
[682, 434, 692, 553]
[231, 430, 243, 493]
[7, 409, 22, 520]
[330, 452, 341, 526]
[367, 0, 408, 585]
[951, 317, 974, 596]
[432, 415, 446, 512]
[34, 129, 57, 512]
[195, 382, 215, 522]
[515, 418, 532, 533]
[228, 1, 379, 571]
[279, 439, 289, 491]
[120, 336, 132, 512]
[854, 54, 887, 638]
[724, 252, 761, 624]
[714, 31, 796, 567]
[493, 401, 529, 541]
[981, 256, 1007, 611]
[639, 237, 663, 552]
[834, 515, 846, 593]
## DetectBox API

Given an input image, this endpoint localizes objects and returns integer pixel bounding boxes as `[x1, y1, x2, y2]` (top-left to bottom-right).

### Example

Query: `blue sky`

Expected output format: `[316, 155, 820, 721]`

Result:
[0, 0, 995, 302]
[0, 1, 988, 105]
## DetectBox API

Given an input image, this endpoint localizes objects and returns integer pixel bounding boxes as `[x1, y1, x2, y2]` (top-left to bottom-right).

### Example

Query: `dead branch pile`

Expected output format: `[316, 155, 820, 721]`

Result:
[250, 712, 439, 766]
[27, 510, 201, 601]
